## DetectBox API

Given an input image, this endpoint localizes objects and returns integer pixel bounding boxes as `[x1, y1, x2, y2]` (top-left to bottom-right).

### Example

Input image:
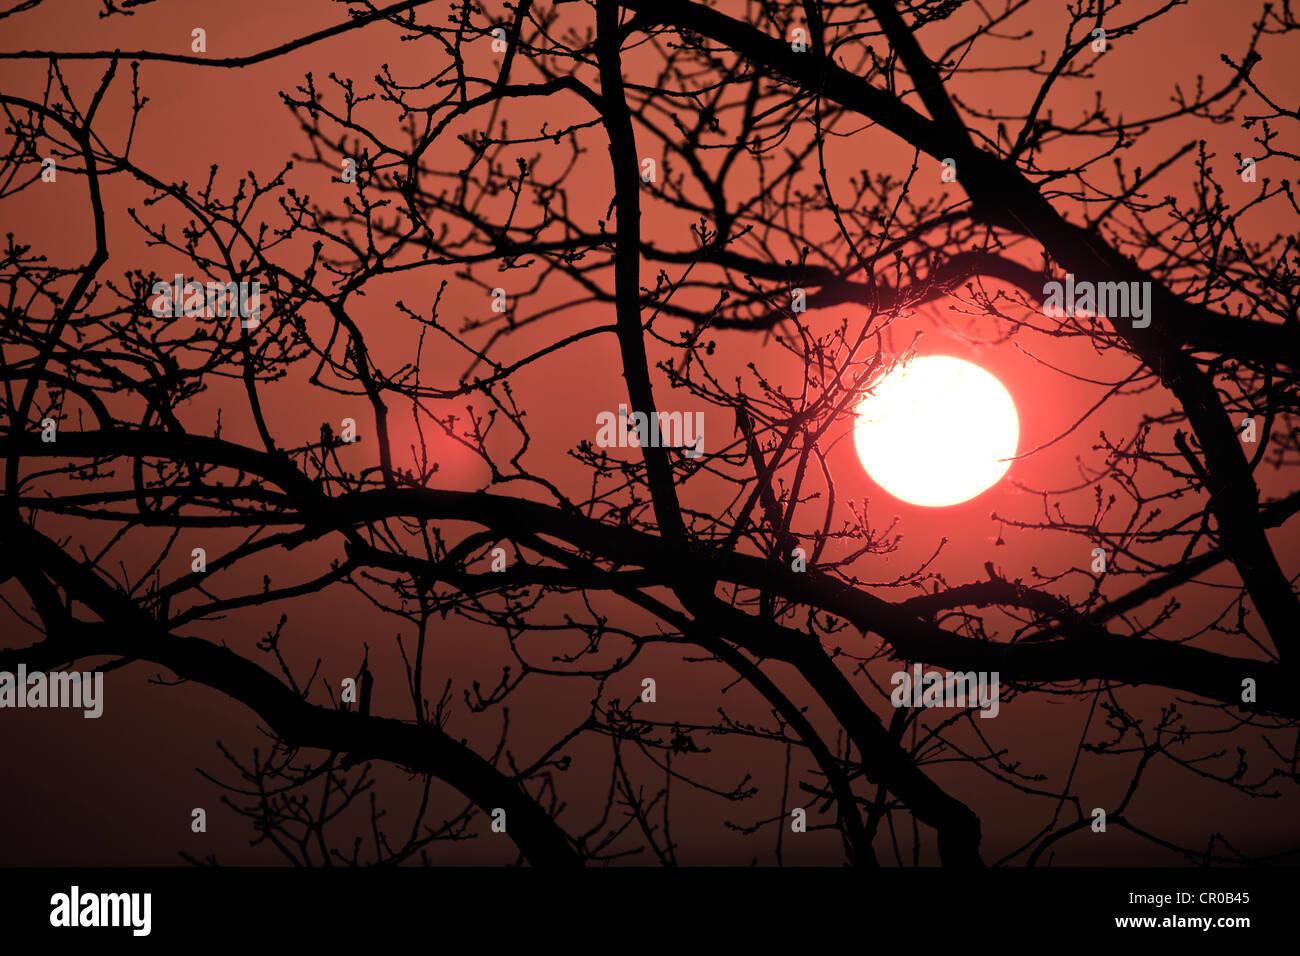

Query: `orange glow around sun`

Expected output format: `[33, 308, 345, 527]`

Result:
[853, 355, 1019, 507]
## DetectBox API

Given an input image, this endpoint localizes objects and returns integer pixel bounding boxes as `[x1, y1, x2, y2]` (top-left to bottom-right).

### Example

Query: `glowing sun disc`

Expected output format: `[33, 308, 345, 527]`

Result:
[853, 355, 1018, 507]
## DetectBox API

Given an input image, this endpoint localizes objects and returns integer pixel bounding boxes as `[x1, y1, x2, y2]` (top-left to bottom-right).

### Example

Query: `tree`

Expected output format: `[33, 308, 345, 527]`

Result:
[1, 0, 1297, 867]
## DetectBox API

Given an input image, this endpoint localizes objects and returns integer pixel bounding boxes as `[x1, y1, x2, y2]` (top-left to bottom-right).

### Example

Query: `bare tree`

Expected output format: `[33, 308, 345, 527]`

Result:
[1, 0, 1298, 867]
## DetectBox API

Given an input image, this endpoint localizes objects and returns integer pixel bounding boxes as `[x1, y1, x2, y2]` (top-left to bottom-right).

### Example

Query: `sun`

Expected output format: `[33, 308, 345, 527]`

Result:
[853, 355, 1019, 507]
